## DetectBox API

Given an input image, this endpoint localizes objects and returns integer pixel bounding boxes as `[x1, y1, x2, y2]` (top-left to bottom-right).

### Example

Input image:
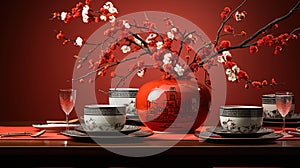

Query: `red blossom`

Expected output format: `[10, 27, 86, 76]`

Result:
[271, 78, 277, 85]
[237, 70, 249, 81]
[262, 80, 268, 86]
[240, 31, 246, 36]
[224, 61, 236, 69]
[110, 71, 116, 77]
[274, 45, 282, 55]
[251, 81, 262, 88]
[56, 31, 65, 39]
[219, 40, 231, 49]
[224, 25, 234, 33]
[249, 46, 258, 54]
[220, 7, 231, 19]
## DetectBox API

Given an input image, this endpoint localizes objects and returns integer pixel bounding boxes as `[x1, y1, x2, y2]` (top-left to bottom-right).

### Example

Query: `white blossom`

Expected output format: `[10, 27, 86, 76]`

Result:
[232, 65, 240, 73]
[163, 53, 172, 65]
[82, 5, 89, 23]
[108, 7, 118, 14]
[167, 31, 174, 40]
[222, 51, 231, 58]
[228, 72, 237, 82]
[146, 33, 157, 43]
[235, 11, 246, 22]
[100, 15, 107, 21]
[217, 56, 225, 63]
[109, 15, 116, 23]
[225, 68, 232, 75]
[121, 45, 131, 53]
[103, 1, 113, 9]
[75, 37, 83, 47]
[171, 27, 177, 33]
[122, 20, 130, 29]
[156, 41, 163, 49]
[174, 64, 184, 76]
[60, 12, 67, 21]
[137, 69, 145, 78]
[218, 51, 232, 63]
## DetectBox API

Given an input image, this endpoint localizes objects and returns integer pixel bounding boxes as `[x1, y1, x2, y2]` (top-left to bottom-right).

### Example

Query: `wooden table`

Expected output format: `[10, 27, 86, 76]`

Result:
[0, 125, 300, 167]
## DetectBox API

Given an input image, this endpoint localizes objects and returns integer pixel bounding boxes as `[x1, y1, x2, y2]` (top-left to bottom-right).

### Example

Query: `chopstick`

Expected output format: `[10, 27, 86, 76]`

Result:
[0, 132, 31, 137]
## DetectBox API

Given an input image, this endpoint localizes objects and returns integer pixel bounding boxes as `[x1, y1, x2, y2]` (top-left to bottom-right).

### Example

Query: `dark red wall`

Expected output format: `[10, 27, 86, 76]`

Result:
[0, 0, 299, 124]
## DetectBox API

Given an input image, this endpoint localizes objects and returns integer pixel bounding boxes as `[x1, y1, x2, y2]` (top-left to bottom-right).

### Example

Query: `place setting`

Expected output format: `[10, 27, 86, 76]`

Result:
[59, 104, 153, 142]
[195, 105, 284, 143]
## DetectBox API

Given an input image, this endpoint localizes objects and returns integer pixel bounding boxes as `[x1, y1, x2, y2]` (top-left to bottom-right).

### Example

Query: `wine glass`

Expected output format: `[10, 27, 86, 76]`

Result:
[58, 89, 76, 131]
[275, 91, 293, 136]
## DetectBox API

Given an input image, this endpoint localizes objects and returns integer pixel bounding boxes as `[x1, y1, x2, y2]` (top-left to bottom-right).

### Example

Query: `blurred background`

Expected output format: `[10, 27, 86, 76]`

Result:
[0, 0, 299, 124]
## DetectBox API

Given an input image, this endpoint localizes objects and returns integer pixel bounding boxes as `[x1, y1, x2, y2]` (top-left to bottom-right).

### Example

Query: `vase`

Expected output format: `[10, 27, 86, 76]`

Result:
[135, 78, 211, 133]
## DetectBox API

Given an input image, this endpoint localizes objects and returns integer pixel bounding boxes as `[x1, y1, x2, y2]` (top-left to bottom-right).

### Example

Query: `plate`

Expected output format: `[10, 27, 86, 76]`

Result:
[32, 123, 80, 131]
[195, 132, 283, 143]
[207, 126, 274, 138]
[75, 124, 140, 135]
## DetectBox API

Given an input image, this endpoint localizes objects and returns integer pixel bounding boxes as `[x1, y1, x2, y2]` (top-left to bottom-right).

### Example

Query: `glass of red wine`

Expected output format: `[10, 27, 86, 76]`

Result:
[58, 89, 76, 131]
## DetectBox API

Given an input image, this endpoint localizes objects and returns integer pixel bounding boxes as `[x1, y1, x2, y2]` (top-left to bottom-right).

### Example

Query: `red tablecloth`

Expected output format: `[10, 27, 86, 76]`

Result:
[0, 125, 299, 141]
[0, 126, 72, 140]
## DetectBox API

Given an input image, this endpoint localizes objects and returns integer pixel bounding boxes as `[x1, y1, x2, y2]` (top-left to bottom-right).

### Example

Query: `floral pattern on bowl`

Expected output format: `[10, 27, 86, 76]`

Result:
[84, 117, 125, 132]
[220, 117, 262, 134]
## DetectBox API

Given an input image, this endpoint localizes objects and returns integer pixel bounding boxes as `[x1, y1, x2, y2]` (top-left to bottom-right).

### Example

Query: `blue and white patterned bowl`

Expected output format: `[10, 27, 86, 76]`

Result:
[219, 105, 263, 134]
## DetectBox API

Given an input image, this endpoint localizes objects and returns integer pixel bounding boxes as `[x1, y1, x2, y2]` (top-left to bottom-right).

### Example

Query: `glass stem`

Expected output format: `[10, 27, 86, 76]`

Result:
[66, 114, 69, 131]
[282, 117, 286, 134]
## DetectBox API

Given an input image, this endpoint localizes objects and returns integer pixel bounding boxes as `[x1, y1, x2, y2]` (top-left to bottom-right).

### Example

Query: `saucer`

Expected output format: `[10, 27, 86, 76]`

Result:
[206, 126, 274, 138]
[75, 124, 140, 135]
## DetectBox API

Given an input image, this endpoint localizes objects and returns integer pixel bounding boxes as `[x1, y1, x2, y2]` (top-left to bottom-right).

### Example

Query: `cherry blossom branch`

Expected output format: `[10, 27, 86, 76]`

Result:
[202, 0, 300, 63]
[240, 1, 299, 46]
[214, 0, 247, 46]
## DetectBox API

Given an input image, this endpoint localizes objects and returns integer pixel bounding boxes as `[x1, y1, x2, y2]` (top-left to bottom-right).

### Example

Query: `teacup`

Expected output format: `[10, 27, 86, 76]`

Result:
[83, 104, 126, 132]
[219, 105, 263, 134]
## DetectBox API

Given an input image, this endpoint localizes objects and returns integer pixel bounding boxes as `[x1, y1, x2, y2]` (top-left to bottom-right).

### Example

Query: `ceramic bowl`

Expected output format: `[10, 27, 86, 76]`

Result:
[83, 104, 126, 132]
[109, 88, 139, 120]
[219, 105, 263, 134]
[262, 93, 295, 119]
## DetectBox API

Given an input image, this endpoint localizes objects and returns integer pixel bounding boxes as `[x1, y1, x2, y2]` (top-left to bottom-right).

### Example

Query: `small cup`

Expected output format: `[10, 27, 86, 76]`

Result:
[219, 105, 263, 134]
[83, 104, 126, 132]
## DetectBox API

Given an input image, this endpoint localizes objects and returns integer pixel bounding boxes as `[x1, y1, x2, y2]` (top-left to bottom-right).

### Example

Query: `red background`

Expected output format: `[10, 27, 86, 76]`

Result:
[0, 0, 299, 124]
